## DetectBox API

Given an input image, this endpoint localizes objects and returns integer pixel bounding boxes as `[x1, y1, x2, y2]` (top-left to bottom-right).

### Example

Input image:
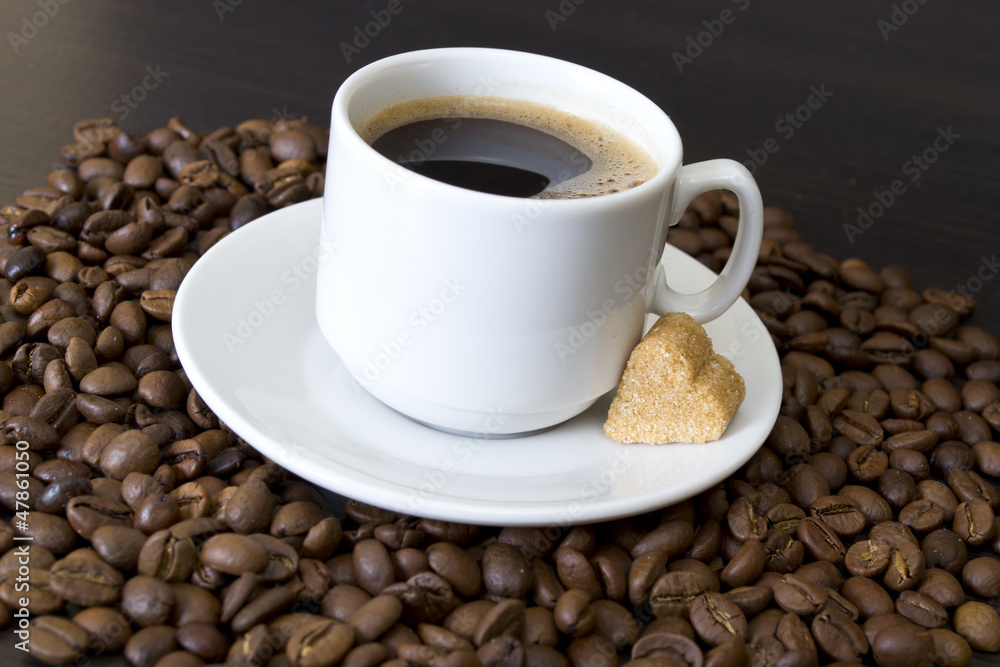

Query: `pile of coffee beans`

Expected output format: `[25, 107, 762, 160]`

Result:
[0, 116, 998, 667]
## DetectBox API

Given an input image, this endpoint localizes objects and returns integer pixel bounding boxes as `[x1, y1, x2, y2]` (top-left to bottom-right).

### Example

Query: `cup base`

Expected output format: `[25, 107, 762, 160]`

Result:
[358, 379, 599, 437]
[404, 415, 558, 440]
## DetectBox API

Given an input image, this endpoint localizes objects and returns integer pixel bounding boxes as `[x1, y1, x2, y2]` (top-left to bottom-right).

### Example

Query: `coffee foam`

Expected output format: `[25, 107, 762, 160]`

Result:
[355, 95, 659, 199]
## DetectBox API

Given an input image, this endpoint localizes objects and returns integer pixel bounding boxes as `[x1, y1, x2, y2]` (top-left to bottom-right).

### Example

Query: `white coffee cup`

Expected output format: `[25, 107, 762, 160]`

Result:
[317, 47, 762, 436]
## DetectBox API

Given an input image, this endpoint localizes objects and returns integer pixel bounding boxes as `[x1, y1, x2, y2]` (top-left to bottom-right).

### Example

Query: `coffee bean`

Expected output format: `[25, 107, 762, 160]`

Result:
[688, 592, 747, 647]
[348, 595, 404, 643]
[883, 542, 926, 592]
[917, 568, 965, 609]
[772, 573, 827, 616]
[927, 629, 972, 667]
[953, 498, 997, 545]
[229, 584, 296, 634]
[953, 601, 1000, 652]
[72, 606, 133, 653]
[648, 569, 713, 619]
[842, 575, 894, 620]
[30, 615, 90, 665]
[199, 532, 269, 575]
[808, 494, 865, 536]
[795, 517, 845, 563]
[49, 549, 125, 606]
[839, 484, 892, 525]
[591, 599, 639, 649]
[811, 609, 869, 663]
[846, 444, 888, 482]
[869, 620, 933, 667]
[482, 543, 534, 600]
[137, 530, 197, 582]
[726, 496, 768, 543]
[898, 499, 945, 533]
[960, 556, 1000, 598]
[286, 618, 355, 667]
[122, 575, 176, 627]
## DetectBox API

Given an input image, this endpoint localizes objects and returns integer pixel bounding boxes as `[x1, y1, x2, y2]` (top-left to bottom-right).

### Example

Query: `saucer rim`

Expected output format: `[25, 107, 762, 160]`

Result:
[174, 198, 782, 526]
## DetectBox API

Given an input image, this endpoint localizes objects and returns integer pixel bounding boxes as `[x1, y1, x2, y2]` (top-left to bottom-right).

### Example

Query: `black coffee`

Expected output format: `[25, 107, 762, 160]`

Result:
[356, 95, 658, 199]
[370, 117, 588, 197]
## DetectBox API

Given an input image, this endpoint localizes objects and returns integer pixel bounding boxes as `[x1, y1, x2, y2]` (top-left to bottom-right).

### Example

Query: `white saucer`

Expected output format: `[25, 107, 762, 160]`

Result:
[173, 199, 781, 527]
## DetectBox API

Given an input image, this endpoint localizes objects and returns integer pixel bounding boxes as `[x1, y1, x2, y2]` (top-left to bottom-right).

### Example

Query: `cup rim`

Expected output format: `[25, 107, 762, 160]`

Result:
[330, 47, 681, 205]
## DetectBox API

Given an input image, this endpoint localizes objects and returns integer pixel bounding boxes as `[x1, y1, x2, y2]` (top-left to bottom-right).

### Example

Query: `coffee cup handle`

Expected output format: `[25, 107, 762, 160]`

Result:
[650, 159, 763, 323]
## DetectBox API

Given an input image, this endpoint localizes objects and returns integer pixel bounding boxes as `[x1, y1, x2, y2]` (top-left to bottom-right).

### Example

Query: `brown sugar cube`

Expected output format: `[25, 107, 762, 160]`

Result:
[604, 312, 746, 444]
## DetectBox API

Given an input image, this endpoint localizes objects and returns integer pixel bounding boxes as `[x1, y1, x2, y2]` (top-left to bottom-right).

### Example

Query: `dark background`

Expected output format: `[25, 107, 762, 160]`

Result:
[0, 1, 998, 665]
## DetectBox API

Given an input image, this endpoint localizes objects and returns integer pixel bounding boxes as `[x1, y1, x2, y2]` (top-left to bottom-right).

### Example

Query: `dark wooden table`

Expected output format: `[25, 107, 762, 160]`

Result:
[0, 1, 997, 665]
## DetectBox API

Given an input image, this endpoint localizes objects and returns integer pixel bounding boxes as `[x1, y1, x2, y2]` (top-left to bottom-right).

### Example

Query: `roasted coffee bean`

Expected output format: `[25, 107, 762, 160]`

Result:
[286, 618, 355, 667]
[532, 558, 566, 610]
[648, 569, 713, 618]
[688, 592, 747, 647]
[948, 467, 1000, 508]
[880, 469, 917, 508]
[917, 568, 965, 610]
[122, 575, 176, 628]
[953, 498, 997, 545]
[349, 595, 405, 643]
[953, 601, 1000, 652]
[795, 517, 845, 563]
[229, 584, 296, 634]
[834, 409, 884, 447]
[895, 589, 948, 629]
[726, 496, 767, 543]
[931, 440, 975, 477]
[808, 494, 865, 536]
[846, 443, 888, 482]
[929, 628, 973, 667]
[386, 571, 458, 625]
[199, 533, 269, 575]
[898, 499, 945, 533]
[772, 573, 827, 616]
[91, 524, 147, 570]
[960, 556, 1000, 598]
[844, 538, 890, 577]
[483, 542, 534, 600]
[137, 530, 197, 582]
[842, 575, 894, 620]
[839, 484, 892, 525]
[591, 599, 639, 649]
[29, 615, 90, 665]
[766, 415, 810, 459]
[427, 541, 482, 598]
[883, 542, 925, 592]
[869, 621, 933, 667]
[49, 549, 125, 606]
[320, 585, 371, 623]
